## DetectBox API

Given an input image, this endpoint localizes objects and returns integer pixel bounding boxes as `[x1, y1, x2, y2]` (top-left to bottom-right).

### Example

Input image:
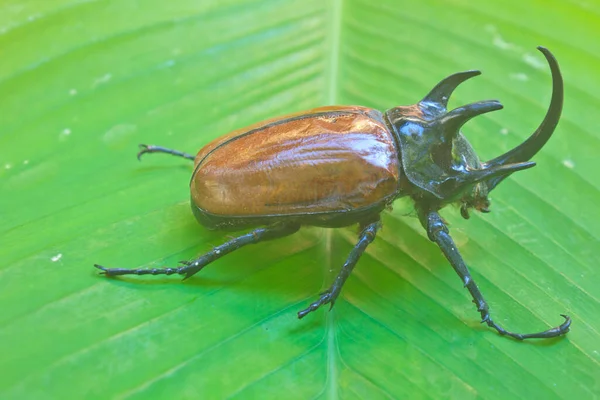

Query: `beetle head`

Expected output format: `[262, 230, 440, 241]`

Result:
[385, 47, 562, 218]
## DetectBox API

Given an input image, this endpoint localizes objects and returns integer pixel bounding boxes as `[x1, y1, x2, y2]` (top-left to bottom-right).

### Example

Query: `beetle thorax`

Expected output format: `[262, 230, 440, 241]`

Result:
[385, 103, 492, 214]
[384, 77, 536, 218]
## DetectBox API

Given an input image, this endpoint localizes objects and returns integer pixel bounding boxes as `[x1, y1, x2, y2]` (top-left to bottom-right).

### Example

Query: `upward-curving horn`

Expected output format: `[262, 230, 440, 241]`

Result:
[484, 46, 563, 190]
[440, 100, 504, 140]
[420, 70, 481, 108]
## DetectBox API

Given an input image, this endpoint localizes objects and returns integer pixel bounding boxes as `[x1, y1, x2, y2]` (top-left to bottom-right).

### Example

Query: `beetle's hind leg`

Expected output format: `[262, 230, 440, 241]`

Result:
[137, 144, 195, 161]
[95, 223, 300, 279]
[298, 220, 382, 319]
[419, 209, 571, 340]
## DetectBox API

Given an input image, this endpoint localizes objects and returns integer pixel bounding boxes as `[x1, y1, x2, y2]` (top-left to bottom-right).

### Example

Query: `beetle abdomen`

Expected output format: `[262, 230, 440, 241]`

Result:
[190, 106, 401, 221]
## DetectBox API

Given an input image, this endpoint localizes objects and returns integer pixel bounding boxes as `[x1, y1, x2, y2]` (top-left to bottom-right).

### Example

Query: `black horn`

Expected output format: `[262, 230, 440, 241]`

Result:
[440, 100, 504, 140]
[484, 46, 563, 190]
[421, 70, 481, 108]
[466, 161, 536, 184]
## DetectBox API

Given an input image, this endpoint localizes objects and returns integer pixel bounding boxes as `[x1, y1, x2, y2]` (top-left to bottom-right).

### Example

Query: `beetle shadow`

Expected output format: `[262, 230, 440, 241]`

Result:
[93, 220, 570, 343]
[94, 226, 324, 294]
[94, 231, 334, 335]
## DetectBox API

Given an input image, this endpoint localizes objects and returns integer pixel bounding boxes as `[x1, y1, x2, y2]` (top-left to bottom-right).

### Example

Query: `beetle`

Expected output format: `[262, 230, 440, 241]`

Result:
[96, 46, 570, 340]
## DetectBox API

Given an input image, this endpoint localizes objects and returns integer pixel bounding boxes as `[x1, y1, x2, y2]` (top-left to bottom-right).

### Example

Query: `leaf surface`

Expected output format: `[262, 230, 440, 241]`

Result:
[1, 0, 598, 398]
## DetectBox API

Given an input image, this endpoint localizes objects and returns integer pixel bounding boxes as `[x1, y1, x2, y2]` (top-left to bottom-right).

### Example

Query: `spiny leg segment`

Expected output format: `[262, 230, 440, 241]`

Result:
[419, 209, 570, 340]
[95, 224, 300, 279]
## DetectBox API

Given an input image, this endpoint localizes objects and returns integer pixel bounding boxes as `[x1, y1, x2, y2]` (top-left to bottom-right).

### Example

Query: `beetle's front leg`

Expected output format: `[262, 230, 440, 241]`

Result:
[298, 220, 382, 319]
[419, 209, 570, 340]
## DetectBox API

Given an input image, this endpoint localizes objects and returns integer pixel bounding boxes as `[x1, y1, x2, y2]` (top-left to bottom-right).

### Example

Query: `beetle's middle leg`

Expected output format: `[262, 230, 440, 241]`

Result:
[95, 223, 300, 279]
[419, 209, 571, 340]
[297, 219, 382, 319]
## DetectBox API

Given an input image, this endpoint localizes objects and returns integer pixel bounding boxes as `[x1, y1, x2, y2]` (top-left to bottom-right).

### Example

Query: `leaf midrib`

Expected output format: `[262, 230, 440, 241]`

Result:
[324, 0, 342, 399]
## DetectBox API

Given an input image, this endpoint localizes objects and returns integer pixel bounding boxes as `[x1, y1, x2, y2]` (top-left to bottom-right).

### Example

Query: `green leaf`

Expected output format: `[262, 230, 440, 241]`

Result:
[1, 0, 598, 398]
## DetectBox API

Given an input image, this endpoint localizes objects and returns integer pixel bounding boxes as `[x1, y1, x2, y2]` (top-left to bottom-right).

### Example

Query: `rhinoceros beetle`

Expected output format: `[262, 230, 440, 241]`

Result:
[96, 46, 570, 340]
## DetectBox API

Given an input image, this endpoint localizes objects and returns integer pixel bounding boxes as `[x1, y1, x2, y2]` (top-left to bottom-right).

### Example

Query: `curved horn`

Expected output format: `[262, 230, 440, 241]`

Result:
[421, 70, 481, 108]
[440, 100, 503, 140]
[484, 46, 563, 190]
[466, 161, 536, 184]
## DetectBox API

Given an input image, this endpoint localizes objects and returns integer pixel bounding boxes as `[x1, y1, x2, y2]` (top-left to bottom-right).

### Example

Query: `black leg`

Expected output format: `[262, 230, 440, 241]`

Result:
[419, 209, 570, 340]
[298, 220, 382, 319]
[137, 144, 195, 161]
[95, 223, 300, 280]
